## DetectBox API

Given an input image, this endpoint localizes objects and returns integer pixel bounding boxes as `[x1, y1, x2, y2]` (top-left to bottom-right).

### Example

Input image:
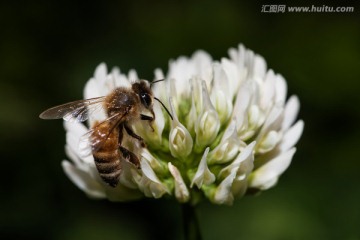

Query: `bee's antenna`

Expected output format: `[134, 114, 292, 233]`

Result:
[150, 79, 173, 120]
[154, 97, 173, 120]
[150, 79, 165, 86]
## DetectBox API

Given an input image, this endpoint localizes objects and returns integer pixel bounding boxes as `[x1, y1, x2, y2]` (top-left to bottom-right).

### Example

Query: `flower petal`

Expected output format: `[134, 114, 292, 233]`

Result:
[260, 70, 276, 109]
[195, 81, 220, 149]
[128, 69, 138, 83]
[213, 169, 236, 205]
[166, 50, 213, 100]
[94, 63, 107, 86]
[218, 141, 256, 179]
[168, 163, 190, 203]
[168, 98, 194, 158]
[64, 121, 94, 165]
[112, 67, 132, 88]
[249, 148, 296, 190]
[191, 148, 215, 188]
[140, 148, 167, 174]
[211, 89, 232, 124]
[83, 64, 108, 125]
[221, 58, 241, 98]
[233, 81, 252, 135]
[231, 178, 248, 199]
[84, 77, 101, 99]
[207, 120, 242, 164]
[62, 160, 106, 199]
[154, 68, 165, 80]
[140, 159, 162, 184]
[255, 104, 283, 151]
[257, 130, 281, 154]
[185, 77, 202, 133]
[282, 95, 300, 131]
[279, 120, 304, 152]
[251, 53, 267, 80]
[275, 74, 287, 105]
[133, 159, 169, 198]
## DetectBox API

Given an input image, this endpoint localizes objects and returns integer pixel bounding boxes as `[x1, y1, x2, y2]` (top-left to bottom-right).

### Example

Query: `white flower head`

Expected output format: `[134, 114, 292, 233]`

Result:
[62, 44, 303, 205]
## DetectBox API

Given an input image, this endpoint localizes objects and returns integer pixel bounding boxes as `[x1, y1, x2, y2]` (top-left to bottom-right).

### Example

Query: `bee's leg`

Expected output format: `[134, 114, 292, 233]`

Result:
[118, 123, 124, 144]
[140, 114, 155, 132]
[140, 114, 153, 121]
[119, 146, 140, 169]
[124, 124, 146, 147]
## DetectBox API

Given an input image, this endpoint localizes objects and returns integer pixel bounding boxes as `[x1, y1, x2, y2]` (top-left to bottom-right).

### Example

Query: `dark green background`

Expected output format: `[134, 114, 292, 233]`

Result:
[1, 1, 359, 239]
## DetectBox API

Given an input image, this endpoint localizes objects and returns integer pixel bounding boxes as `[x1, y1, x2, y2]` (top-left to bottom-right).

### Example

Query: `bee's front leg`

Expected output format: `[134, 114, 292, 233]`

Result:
[124, 124, 146, 147]
[140, 114, 154, 132]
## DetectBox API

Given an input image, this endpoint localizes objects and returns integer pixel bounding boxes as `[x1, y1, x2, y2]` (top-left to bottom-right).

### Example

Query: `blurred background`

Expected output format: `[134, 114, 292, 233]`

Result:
[1, 1, 359, 239]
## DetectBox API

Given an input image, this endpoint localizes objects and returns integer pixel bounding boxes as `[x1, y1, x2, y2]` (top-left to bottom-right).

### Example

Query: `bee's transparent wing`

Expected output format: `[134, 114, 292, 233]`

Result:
[39, 97, 106, 123]
[78, 112, 126, 157]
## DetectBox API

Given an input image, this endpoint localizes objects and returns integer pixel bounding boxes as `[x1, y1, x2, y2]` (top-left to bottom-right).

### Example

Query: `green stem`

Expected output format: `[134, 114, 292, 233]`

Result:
[181, 203, 202, 240]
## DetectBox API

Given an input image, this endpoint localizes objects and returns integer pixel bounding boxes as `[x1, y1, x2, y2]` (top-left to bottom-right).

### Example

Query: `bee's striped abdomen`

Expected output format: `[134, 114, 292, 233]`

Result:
[92, 123, 121, 187]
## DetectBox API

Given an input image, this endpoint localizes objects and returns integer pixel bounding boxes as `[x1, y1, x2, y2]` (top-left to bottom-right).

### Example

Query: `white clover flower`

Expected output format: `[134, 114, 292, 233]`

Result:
[62, 44, 303, 205]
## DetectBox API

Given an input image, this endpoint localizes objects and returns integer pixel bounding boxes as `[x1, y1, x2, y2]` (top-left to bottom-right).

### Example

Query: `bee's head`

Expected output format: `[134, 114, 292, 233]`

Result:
[132, 79, 173, 121]
[132, 80, 154, 111]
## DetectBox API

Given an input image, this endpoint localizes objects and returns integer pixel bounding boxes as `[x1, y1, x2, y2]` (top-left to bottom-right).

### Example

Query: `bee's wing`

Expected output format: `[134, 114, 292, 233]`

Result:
[39, 96, 106, 123]
[78, 112, 127, 157]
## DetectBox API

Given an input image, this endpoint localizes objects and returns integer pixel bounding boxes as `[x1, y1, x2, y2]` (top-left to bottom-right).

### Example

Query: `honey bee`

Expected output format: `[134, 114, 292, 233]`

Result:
[40, 79, 172, 187]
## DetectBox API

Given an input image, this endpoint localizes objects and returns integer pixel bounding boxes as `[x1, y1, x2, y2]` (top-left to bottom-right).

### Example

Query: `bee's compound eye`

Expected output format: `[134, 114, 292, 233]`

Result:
[141, 93, 152, 108]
